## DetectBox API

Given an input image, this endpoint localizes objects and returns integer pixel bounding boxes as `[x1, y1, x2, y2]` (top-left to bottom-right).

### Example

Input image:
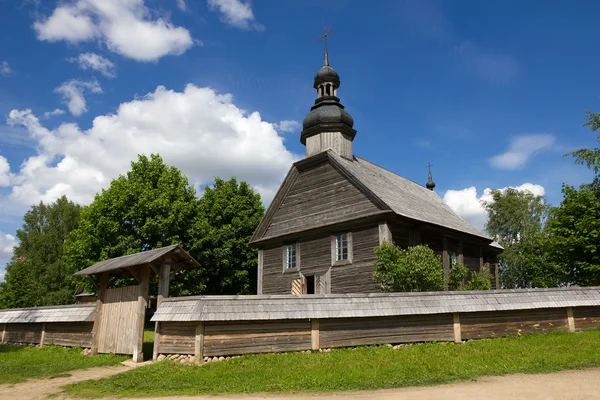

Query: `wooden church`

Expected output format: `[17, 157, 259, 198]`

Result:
[250, 43, 502, 295]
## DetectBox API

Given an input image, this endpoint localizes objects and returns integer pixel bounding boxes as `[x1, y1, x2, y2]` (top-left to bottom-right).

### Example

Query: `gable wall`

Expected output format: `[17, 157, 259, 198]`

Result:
[262, 162, 382, 239]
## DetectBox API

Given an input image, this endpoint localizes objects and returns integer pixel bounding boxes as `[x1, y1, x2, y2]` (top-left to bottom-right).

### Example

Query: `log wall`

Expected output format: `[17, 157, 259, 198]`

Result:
[0, 322, 93, 347]
[155, 306, 600, 361]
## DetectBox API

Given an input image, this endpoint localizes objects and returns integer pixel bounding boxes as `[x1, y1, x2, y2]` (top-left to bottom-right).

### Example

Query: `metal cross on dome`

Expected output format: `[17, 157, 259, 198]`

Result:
[319, 26, 334, 65]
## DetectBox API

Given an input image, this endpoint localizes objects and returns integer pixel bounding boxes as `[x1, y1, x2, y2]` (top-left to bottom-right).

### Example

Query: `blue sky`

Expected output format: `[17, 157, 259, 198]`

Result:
[0, 0, 597, 279]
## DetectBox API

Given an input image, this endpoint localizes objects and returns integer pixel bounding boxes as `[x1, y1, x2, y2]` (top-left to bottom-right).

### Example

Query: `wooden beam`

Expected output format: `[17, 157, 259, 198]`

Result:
[149, 262, 160, 276]
[157, 263, 171, 307]
[479, 247, 484, 270]
[378, 222, 392, 245]
[311, 319, 320, 350]
[567, 307, 575, 332]
[152, 322, 161, 361]
[194, 321, 205, 365]
[457, 242, 464, 265]
[90, 271, 109, 356]
[257, 249, 264, 295]
[40, 322, 47, 347]
[1, 323, 6, 344]
[453, 313, 462, 343]
[132, 264, 151, 363]
[442, 238, 449, 290]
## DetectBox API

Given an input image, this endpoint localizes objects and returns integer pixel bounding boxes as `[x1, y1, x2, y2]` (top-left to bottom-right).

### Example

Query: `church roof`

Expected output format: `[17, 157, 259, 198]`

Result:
[329, 152, 489, 239]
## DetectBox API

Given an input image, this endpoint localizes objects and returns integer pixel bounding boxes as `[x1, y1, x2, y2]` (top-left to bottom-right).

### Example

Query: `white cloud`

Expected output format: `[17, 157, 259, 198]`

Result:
[0, 233, 17, 282]
[176, 0, 187, 11]
[0, 156, 11, 187]
[33, 0, 194, 62]
[1, 61, 14, 76]
[68, 53, 116, 78]
[443, 183, 545, 231]
[207, 0, 263, 30]
[5, 84, 297, 216]
[274, 120, 300, 133]
[489, 134, 556, 170]
[43, 109, 67, 119]
[54, 79, 103, 116]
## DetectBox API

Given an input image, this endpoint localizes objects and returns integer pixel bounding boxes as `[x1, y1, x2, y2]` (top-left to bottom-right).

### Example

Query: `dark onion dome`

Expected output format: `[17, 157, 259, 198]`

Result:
[313, 65, 340, 88]
[302, 97, 354, 132]
[426, 178, 436, 190]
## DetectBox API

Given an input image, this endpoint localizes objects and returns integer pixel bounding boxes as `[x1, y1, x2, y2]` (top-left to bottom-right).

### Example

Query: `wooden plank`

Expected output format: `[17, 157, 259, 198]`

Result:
[195, 322, 205, 365]
[311, 319, 320, 350]
[91, 272, 109, 355]
[378, 222, 392, 245]
[45, 323, 93, 347]
[1, 323, 5, 344]
[257, 249, 263, 295]
[573, 307, 600, 331]
[4, 323, 43, 344]
[453, 313, 461, 343]
[40, 322, 47, 347]
[461, 309, 568, 339]
[567, 307, 575, 332]
[152, 322, 161, 360]
[157, 263, 170, 306]
[133, 265, 151, 363]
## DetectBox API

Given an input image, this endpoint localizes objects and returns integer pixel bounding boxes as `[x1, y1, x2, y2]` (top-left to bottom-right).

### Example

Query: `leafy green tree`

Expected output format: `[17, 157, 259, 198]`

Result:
[462, 269, 493, 291]
[569, 111, 600, 182]
[448, 263, 468, 290]
[0, 196, 81, 308]
[191, 178, 264, 295]
[64, 154, 201, 294]
[482, 188, 561, 288]
[547, 184, 600, 286]
[373, 243, 444, 292]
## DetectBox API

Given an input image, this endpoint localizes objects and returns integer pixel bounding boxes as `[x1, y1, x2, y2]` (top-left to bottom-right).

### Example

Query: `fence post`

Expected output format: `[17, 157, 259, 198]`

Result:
[195, 321, 205, 365]
[1, 323, 5, 344]
[40, 322, 47, 347]
[133, 265, 151, 363]
[453, 313, 462, 343]
[152, 322, 161, 361]
[567, 307, 575, 332]
[311, 319, 320, 350]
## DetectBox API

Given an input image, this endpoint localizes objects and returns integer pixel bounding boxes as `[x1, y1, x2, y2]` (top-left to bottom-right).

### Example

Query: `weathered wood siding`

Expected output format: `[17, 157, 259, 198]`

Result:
[263, 162, 381, 238]
[203, 320, 311, 356]
[573, 307, 600, 331]
[331, 226, 379, 293]
[262, 246, 299, 294]
[460, 308, 568, 339]
[45, 322, 93, 347]
[320, 314, 454, 348]
[97, 285, 140, 355]
[3, 323, 42, 344]
[158, 322, 196, 354]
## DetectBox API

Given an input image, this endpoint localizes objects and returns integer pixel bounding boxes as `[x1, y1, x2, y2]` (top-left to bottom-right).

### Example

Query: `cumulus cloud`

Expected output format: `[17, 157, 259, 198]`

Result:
[5, 84, 297, 216]
[43, 109, 67, 119]
[489, 134, 555, 170]
[207, 0, 263, 30]
[1, 61, 14, 76]
[0, 156, 11, 187]
[68, 52, 116, 78]
[443, 183, 545, 231]
[33, 0, 194, 62]
[54, 79, 103, 116]
[0, 233, 17, 282]
[274, 120, 300, 133]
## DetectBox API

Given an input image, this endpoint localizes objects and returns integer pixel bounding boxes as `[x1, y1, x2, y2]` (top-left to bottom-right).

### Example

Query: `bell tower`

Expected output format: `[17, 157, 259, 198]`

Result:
[300, 27, 356, 159]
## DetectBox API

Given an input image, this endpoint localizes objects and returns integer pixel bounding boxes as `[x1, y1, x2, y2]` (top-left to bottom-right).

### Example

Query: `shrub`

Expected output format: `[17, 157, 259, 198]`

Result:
[463, 269, 493, 291]
[448, 263, 468, 290]
[373, 243, 444, 292]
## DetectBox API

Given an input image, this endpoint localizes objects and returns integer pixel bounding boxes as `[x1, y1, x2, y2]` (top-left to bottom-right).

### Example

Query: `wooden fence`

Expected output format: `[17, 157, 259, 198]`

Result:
[152, 287, 600, 363]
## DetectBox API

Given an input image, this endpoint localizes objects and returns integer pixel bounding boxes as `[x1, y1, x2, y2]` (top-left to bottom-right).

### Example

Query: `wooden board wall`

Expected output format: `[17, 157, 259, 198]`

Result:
[158, 321, 196, 354]
[263, 162, 381, 238]
[203, 320, 312, 357]
[45, 322, 93, 347]
[330, 226, 379, 293]
[460, 308, 568, 339]
[3, 323, 42, 344]
[319, 314, 454, 348]
[573, 307, 600, 331]
[97, 285, 139, 355]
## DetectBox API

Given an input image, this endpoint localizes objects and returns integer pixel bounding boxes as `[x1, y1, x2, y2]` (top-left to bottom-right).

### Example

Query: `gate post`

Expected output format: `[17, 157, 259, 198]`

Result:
[91, 272, 109, 356]
[133, 265, 151, 363]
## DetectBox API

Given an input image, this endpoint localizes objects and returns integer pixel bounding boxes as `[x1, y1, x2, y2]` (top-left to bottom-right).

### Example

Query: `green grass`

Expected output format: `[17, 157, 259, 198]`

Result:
[64, 329, 600, 398]
[0, 344, 128, 385]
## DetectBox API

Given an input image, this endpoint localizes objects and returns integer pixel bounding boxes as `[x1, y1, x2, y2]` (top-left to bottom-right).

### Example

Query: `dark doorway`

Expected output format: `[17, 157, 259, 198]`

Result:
[305, 275, 315, 294]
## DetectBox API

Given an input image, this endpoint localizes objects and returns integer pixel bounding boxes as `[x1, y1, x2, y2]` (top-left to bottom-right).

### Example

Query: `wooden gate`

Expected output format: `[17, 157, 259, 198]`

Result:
[97, 285, 140, 355]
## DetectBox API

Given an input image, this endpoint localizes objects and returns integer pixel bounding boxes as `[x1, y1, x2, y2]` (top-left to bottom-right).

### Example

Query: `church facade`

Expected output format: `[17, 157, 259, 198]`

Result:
[250, 49, 502, 295]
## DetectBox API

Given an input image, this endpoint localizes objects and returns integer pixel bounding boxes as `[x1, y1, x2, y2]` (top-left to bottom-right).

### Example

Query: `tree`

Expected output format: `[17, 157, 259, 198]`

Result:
[373, 243, 444, 292]
[191, 178, 265, 295]
[569, 111, 600, 183]
[64, 154, 201, 295]
[547, 184, 600, 286]
[0, 196, 81, 308]
[482, 188, 561, 288]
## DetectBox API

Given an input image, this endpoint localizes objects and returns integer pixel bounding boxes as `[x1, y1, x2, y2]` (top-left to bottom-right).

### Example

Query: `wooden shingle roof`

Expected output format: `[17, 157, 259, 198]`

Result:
[151, 287, 600, 322]
[0, 304, 95, 323]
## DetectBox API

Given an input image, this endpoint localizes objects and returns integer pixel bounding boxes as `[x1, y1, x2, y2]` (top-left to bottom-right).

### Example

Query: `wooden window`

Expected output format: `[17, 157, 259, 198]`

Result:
[449, 251, 457, 268]
[284, 244, 298, 270]
[332, 233, 352, 265]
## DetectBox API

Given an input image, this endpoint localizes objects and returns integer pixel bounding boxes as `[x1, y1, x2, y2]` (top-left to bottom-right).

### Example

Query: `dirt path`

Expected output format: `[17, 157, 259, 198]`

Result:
[112, 368, 600, 400]
[1, 366, 599, 400]
[0, 363, 134, 400]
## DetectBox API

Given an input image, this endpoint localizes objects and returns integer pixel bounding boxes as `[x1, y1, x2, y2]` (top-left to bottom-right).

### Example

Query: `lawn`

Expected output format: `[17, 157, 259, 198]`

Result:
[0, 344, 128, 384]
[65, 329, 600, 398]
